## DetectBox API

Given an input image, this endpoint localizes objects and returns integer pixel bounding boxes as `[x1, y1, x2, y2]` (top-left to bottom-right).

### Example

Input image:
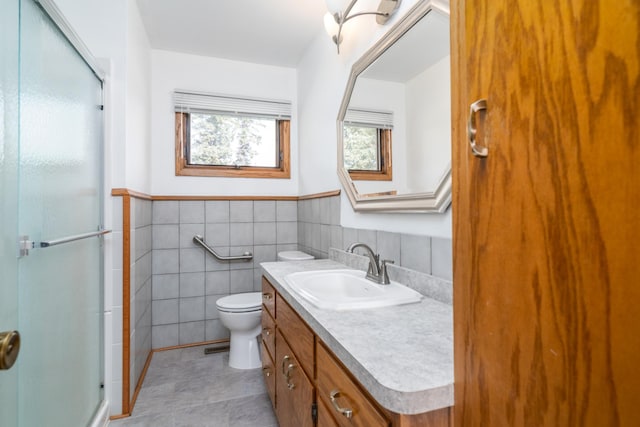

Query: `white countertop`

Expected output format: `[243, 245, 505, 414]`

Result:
[261, 259, 453, 414]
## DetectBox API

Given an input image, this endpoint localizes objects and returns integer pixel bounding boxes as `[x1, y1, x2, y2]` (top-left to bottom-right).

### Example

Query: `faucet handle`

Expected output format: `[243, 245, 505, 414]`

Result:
[380, 259, 394, 284]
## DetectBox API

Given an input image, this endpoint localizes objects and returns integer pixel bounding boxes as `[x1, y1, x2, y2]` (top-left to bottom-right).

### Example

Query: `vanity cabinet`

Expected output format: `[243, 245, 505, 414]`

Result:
[261, 276, 451, 427]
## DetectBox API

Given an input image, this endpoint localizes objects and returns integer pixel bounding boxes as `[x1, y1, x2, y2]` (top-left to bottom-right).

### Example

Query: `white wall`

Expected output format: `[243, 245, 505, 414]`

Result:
[149, 50, 299, 196]
[297, 0, 452, 237]
[125, 0, 152, 193]
[406, 55, 451, 192]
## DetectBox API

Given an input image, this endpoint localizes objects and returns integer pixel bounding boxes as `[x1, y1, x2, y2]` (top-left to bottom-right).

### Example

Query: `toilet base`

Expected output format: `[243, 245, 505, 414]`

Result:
[228, 324, 262, 369]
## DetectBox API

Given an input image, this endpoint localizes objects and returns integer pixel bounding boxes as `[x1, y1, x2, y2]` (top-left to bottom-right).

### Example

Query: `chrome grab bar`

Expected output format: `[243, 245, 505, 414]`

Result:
[40, 228, 112, 248]
[192, 235, 253, 261]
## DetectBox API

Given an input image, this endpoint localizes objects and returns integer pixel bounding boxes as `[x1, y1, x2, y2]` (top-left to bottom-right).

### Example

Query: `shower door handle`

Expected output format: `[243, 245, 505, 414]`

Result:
[0, 330, 20, 370]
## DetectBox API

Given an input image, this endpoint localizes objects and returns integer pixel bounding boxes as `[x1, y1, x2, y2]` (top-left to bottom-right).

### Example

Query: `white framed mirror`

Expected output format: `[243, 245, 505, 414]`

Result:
[337, 0, 451, 213]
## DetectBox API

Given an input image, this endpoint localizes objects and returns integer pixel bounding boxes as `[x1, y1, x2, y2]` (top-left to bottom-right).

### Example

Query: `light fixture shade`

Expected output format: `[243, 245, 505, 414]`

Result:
[323, 12, 339, 37]
[325, 0, 346, 14]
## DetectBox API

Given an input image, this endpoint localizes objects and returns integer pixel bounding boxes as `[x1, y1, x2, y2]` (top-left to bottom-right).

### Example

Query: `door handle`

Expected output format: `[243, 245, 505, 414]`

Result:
[0, 330, 20, 370]
[467, 99, 488, 157]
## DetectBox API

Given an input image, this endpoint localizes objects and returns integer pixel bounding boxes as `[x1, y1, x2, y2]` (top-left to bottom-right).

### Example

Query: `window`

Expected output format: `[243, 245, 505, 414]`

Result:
[343, 108, 393, 181]
[175, 91, 291, 178]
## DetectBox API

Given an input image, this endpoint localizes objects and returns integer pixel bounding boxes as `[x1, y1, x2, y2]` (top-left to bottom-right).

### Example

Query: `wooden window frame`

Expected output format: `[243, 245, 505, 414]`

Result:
[347, 128, 392, 181]
[175, 112, 290, 179]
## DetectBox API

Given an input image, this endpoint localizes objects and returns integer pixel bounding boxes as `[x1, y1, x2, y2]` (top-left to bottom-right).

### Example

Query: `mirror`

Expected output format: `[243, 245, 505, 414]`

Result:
[337, 0, 451, 212]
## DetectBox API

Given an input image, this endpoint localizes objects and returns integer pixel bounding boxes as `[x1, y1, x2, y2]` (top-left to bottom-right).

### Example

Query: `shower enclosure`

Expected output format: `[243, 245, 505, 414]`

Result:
[1, 0, 106, 425]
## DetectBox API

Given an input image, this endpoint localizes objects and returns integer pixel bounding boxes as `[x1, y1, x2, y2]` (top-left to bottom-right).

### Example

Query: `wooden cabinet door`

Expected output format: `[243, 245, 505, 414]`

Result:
[452, 0, 639, 425]
[275, 329, 314, 427]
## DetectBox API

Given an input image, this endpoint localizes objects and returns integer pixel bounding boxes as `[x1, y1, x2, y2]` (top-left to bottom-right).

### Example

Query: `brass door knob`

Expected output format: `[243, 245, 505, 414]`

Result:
[0, 330, 20, 370]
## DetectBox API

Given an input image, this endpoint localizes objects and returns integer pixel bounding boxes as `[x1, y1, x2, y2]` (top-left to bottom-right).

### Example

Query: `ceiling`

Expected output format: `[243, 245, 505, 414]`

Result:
[136, 0, 329, 68]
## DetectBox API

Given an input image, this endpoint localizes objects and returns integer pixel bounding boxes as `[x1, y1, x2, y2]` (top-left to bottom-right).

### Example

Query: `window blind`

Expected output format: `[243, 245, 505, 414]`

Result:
[344, 108, 394, 129]
[174, 90, 291, 119]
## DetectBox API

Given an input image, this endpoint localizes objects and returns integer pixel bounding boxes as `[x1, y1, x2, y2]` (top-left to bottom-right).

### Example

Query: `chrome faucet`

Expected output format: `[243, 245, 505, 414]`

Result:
[345, 242, 393, 285]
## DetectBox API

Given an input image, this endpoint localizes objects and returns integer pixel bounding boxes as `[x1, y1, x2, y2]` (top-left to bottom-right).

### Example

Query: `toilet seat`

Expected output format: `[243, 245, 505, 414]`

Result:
[216, 292, 262, 313]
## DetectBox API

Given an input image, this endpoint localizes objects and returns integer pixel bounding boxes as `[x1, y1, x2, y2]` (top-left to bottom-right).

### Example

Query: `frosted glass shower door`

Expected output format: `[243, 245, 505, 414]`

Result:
[17, 0, 104, 425]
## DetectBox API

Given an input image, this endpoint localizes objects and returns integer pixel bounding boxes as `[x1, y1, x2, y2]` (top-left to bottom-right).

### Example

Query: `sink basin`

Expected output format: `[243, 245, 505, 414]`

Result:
[283, 269, 423, 310]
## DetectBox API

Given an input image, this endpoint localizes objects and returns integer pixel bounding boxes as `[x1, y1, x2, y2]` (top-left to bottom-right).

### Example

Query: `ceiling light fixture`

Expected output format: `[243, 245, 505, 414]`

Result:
[324, 0, 402, 53]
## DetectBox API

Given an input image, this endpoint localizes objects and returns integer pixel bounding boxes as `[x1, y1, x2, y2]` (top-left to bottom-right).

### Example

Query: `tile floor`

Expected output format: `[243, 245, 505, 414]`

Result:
[110, 345, 277, 427]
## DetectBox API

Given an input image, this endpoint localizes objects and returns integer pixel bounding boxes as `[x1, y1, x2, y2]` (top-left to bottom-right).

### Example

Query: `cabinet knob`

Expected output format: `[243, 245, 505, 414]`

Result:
[329, 389, 353, 419]
[262, 327, 272, 336]
[262, 292, 273, 301]
[262, 366, 271, 377]
[467, 99, 489, 157]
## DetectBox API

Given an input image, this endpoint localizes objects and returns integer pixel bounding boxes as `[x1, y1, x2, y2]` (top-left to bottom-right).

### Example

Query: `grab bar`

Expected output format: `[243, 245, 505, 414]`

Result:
[40, 228, 112, 248]
[193, 235, 253, 262]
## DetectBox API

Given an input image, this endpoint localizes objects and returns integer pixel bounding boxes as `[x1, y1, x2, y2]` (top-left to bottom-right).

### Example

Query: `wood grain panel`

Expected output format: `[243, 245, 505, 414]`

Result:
[452, 0, 640, 425]
[317, 394, 340, 427]
[121, 194, 131, 414]
[261, 340, 277, 410]
[261, 277, 276, 319]
[261, 308, 276, 360]
[316, 342, 389, 427]
[276, 293, 315, 379]
[276, 329, 314, 427]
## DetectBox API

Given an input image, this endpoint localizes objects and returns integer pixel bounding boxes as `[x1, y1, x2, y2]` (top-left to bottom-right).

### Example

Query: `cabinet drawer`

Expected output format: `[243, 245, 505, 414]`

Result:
[261, 308, 276, 360]
[261, 340, 276, 410]
[317, 394, 340, 427]
[316, 342, 389, 427]
[261, 276, 276, 318]
[276, 293, 314, 379]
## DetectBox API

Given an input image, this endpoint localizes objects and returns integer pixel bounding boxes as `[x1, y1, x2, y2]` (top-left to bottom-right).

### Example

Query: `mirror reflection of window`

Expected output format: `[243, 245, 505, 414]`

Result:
[344, 108, 393, 181]
[344, 125, 380, 171]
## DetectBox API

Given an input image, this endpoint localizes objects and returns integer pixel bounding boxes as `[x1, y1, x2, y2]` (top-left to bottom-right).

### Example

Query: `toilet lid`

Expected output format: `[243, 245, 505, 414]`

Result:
[216, 292, 262, 312]
[278, 250, 315, 261]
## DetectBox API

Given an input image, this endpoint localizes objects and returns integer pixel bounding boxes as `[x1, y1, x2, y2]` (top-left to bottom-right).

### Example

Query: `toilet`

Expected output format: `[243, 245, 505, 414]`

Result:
[277, 250, 315, 262]
[216, 292, 263, 369]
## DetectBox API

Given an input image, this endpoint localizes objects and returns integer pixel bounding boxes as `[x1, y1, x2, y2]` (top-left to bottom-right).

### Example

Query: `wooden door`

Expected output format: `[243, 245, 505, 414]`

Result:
[452, 0, 640, 425]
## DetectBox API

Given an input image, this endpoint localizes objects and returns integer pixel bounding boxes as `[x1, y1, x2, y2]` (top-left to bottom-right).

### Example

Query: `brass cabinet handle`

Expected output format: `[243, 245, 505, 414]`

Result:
[262, 327, 272, 336]
[262, 366, 271, 377]
[262, 292, 273, 301]
[329, 389, 353, 419]
[0, 330, 20, 370]
[285, 363, 296, 390]
[467, 99, 488, 157]
[281, 355, 291, 377]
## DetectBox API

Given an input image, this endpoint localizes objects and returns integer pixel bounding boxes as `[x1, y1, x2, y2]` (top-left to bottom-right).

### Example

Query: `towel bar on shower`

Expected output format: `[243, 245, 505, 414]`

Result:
[193, 235, 253, 261]
[19, 228, 112, 257]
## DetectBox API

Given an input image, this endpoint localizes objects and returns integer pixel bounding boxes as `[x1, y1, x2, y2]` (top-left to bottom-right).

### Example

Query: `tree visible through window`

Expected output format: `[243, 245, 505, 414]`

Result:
[343, 125, 379, 171]
[189, 113, 276, 168]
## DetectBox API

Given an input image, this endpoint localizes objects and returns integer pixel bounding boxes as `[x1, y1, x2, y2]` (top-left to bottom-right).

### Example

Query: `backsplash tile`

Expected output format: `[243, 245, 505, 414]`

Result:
[431, 237, 453, 281]
[400, 234, 431, 274]
[377, 231, 401, 264]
